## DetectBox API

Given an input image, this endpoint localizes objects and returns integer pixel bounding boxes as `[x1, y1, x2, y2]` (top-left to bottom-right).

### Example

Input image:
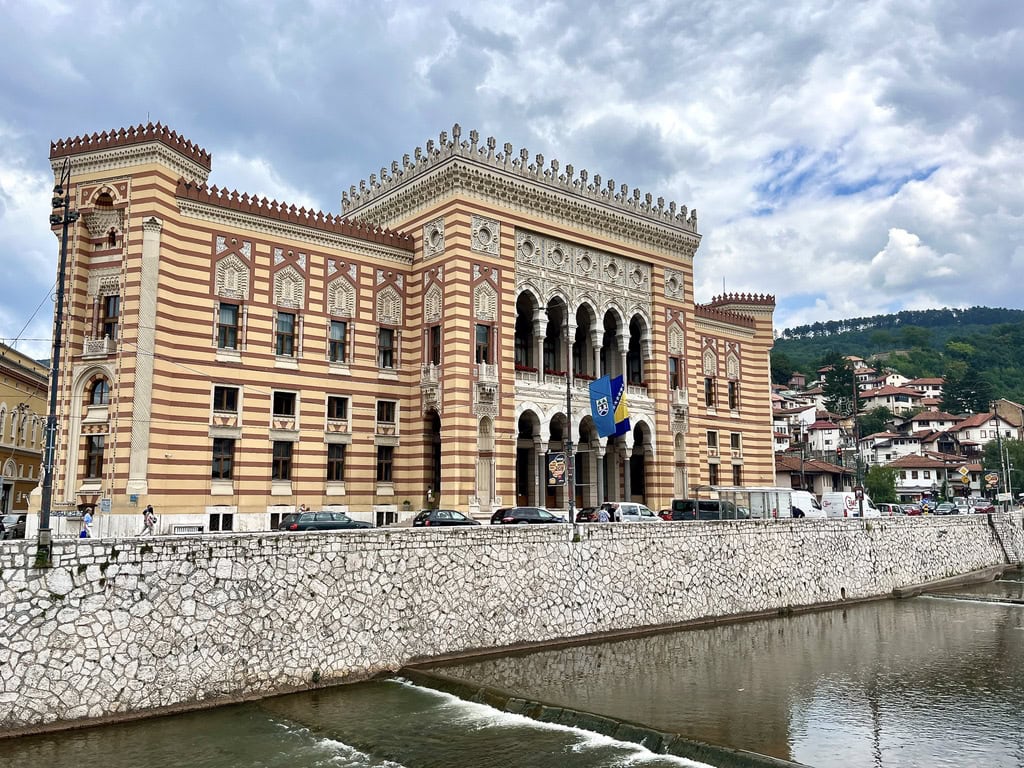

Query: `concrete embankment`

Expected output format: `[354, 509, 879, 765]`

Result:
[1, 512, 1022, 736]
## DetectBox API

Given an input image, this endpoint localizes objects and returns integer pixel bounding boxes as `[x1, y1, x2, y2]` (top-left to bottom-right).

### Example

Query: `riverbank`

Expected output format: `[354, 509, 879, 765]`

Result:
[2, 513, 1022, 736]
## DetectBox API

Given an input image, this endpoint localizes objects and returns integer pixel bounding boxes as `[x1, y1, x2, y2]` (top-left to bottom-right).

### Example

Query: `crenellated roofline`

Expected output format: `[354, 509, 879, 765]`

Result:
[341, 124, 701, 255]
[50, 122, 212, 170]
[175, 180, 415, 251]
[694, 304, 756, 329]
[706, 292, 776, 308]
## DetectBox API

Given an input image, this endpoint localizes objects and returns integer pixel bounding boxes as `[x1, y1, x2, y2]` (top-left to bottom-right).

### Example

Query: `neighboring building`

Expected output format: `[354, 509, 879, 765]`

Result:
[805, 419, 842, 456]
[0, 343, 47, 517]
[950, 412, 1016, 457]
[39, 123, 776, 535]
[858, 385, 924, 415]
[994, 398, 1024, 439]
[907, 377, 944, 400]
[887, 454, 952, 502]
[774, 452, 852, 495]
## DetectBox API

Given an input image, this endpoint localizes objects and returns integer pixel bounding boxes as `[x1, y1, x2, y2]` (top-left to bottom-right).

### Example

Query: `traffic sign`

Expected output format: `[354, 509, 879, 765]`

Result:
[961, 475, 970, 485]
[985, 472, 999, 488]
[958, 465, 969, 477]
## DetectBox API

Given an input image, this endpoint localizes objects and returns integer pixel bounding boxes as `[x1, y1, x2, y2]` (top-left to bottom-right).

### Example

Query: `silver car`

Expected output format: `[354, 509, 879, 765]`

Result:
[604, 502, 662, 522]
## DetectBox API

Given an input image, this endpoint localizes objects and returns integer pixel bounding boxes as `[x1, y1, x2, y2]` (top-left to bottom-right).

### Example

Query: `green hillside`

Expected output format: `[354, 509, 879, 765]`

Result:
[771, 307, 1024, 403]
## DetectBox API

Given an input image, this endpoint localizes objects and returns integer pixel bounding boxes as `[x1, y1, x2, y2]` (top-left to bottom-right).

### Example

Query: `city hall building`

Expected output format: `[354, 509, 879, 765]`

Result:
[38, 123, 776, 536]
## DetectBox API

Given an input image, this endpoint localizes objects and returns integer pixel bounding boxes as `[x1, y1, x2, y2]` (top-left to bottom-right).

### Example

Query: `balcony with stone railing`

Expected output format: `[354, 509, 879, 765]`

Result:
[82, 336, 116, 358]
[478, 362, 499, 384]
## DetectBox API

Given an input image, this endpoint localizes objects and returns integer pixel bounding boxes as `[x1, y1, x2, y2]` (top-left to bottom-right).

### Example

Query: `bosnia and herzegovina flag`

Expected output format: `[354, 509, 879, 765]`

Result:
[589, 375, 630, 438]
[611, 375, 631, 437]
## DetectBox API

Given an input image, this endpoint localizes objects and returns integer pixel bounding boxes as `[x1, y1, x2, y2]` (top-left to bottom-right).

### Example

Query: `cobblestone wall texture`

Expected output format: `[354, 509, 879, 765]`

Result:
[2, 513, 1022, 733]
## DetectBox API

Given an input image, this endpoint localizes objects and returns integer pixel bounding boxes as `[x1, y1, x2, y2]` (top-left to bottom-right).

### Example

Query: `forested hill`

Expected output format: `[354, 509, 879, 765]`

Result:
[778, 307, 1024, 340]
[772, 306, 1024, 403]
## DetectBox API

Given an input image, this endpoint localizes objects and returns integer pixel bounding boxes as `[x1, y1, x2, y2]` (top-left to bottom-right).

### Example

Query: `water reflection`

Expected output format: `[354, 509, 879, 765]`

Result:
[441, 586, 1024, 767]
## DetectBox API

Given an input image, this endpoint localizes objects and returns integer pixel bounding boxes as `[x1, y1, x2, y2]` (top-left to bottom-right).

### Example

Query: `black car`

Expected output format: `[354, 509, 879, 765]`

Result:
[490, 507, 515, 524]
[1, 513, 27, 539]
[496, 506, 566, 524]
[285, 511, 372, 531]
[412, 509, 481, 527]
[277, 513, 301, 531]
[667, 499, 747, 521]
[575, 507, 600, 522]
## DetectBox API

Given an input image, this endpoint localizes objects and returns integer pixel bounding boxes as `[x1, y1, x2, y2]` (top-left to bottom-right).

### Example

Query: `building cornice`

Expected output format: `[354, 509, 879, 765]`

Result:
[178, 198, 415, 267]
[50, 140, 211, 186]
[51, 123, 211, 169]
[342, 125, 701, 258]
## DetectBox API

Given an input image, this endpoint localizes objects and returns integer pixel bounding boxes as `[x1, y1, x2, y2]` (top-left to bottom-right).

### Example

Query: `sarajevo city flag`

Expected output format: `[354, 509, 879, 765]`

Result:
[611, 375, 631, 437]
[589, 375, 616, 437]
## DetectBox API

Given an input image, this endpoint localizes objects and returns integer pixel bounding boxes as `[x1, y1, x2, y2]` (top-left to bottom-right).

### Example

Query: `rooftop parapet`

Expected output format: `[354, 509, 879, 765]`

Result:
[341, 123, 698, 233]
[176, 180, 414, 250]
[50, 122, 212, 170]
[706, 292, 776, 308]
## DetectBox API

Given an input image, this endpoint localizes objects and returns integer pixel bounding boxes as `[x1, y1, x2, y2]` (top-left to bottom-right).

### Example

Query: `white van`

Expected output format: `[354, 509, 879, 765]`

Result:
[821, 491, 880, 518]
[790, 490, 825, 519]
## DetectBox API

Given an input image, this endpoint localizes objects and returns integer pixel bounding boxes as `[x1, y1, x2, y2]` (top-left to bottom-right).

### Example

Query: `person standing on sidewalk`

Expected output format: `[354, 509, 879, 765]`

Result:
[81, 509, 93, 538]
[140, 505, 157, 535]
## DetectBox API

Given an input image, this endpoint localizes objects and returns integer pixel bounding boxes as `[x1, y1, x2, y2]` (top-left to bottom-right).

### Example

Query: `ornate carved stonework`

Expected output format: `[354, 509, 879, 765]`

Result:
[87, 268, 121, 298]
[470, 215, 500, 255]
[514, 228, 652, 329]
[83, 208, 124, 240]
[727, 351, 740, 380]
[474, 283, 497, 321]
[702, 345, 717, 377]
[215, 254, 250, 300]
[473, 381, 498, 418]
[274, 265, 305, 308]
[668, 324, 685, 356]
[424, 283, 443, 323]
[376, 286, 402, 325]
[423, 218, 444, 259]
[664, 268, 683, 300]
[327, 277, 356, 317]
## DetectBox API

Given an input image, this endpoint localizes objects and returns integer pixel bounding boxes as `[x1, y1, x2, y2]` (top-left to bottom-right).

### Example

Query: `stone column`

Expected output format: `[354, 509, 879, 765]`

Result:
[533, 318, 545, 382]
[622, 440, 632, 502]
[126, 216, 161, 496]
[618, 332, 628, 381]
[591, 330, 602, 378]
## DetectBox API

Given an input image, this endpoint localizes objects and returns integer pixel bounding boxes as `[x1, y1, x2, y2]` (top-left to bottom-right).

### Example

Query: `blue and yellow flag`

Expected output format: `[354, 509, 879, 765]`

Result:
[589, 375, 616, 437]
[611, 375, 631, 437]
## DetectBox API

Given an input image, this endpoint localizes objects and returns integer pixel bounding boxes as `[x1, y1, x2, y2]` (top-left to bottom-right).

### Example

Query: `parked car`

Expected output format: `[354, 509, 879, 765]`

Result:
[0, 513, 27, 539]
[933, 502, 957, 516]
[821, 492, 881, 518]
[495, 506, 566, 524]
[876, 503, 902, 516]
[276, 513, 301, 531]
[602, 501, 662, 522]
[286, 511, 372, 531]
[490, 507, 515, 524]
[658, 509, 672, 520]
[789, 490, 825, 519]
[667, 498, 746, 521]
[970, 498, 995, 513]
[412, 509, 480, 527]
[575, 507, 600, 522]
[902, 504, 922, 516]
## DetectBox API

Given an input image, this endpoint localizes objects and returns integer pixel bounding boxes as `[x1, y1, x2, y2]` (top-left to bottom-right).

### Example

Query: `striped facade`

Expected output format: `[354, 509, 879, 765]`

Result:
[39, 123, 775, 536]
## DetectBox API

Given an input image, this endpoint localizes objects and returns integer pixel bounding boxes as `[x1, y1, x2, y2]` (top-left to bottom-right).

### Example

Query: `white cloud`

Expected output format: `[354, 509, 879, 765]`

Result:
[0, 0, 1022, 350]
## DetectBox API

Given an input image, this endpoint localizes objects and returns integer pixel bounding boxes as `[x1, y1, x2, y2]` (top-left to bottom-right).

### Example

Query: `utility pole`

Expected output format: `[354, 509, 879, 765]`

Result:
[39, 157, 78, 566]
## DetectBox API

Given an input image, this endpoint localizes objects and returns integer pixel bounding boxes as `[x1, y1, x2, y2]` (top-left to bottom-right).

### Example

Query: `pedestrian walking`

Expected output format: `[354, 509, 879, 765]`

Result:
[81, 509, 93, 538]
[597, 507, 610, 523]
[140, 505, 156, 536]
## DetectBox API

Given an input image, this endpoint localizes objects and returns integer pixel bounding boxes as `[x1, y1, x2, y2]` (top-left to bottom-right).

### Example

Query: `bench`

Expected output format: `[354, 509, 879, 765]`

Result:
[170, 525, 205, 535]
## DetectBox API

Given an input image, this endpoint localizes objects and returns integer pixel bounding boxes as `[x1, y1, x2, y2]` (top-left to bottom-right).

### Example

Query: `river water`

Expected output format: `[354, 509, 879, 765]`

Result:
[2, 572, 1021, 768]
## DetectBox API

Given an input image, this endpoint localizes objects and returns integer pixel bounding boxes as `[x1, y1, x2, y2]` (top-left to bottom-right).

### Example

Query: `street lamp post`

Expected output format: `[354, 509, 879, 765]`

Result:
[38, 157, 78, 566]
[564, 320, 576, 525]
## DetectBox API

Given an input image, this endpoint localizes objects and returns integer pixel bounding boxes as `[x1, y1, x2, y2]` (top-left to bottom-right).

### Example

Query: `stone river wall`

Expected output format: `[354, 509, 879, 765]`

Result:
[1, 512, 1022, 734]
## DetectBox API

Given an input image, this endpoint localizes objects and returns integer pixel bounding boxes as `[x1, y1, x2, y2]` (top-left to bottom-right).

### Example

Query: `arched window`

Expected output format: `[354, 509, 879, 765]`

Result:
[90, 379, 110, 406]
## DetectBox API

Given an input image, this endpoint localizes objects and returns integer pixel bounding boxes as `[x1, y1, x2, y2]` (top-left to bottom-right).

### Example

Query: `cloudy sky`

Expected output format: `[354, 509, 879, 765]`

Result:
[2, 0, 1022, 359]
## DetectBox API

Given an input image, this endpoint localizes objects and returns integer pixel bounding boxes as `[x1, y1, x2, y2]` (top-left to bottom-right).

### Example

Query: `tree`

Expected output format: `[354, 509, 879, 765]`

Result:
[942, 360, 995, 414]
[820, 353, 856, 417]
[865, 464, 898, 503]
[858, 406, 894, 437]
[770, 351, 796, 385]
[981, 438, 1024, 500]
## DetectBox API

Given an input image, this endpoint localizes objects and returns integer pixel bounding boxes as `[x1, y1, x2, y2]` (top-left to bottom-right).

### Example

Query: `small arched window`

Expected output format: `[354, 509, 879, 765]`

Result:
[107, 228, 117, 247]
[89, 379, 110, 406]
